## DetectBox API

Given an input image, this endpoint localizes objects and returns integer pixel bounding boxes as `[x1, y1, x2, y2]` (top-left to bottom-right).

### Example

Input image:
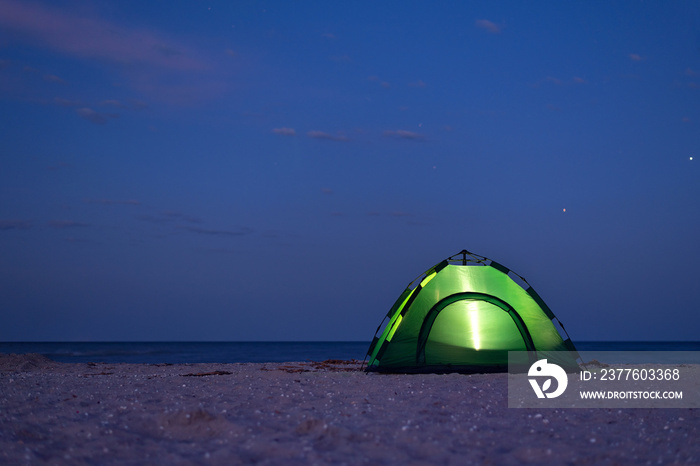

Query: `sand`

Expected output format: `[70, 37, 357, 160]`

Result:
[1, 353, 698, 465]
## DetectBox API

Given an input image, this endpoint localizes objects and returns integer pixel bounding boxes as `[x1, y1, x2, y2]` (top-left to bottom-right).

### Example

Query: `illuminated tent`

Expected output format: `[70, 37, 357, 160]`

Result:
[365, 250, 579, 373]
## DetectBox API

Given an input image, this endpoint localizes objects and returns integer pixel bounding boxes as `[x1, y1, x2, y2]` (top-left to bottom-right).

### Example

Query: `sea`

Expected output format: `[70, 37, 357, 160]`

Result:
[1, 341, 700, 365]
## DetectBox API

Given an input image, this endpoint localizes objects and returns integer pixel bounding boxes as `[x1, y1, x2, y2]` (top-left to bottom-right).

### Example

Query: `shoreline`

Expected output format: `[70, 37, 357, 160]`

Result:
[1, 354, 698, 464]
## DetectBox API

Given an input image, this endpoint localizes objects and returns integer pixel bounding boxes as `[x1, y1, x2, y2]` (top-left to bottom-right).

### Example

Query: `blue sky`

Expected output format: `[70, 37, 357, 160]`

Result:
[1, 1, 698, 342]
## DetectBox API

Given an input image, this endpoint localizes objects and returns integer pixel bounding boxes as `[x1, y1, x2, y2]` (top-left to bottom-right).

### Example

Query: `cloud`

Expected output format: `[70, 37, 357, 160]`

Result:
[99, 99, 125, 108]
[136, 214, 168, 224]
[367, 76, 391, 88]
[365, 211, 419, 220]
[272, 127, 296, 136]
[408, 80, 427, 88]
[62, 236, 92, 243]
[98, 99, 148, 110]
[383, 130, 425, 140]
[129, 99, 148, 110]
[162, 211, 201, 223]
[629, 53, 644, 61]
[0, 219, 32, 230]
[685, 68, 699, 77]
[307, 130, 349, 142]
[43, 74, 66, 84]
[182, 226, 253, 237]
[0, 0, 205, 71]
[48, 220, 88, 228]
[54, 97, 82, 107]
[0, 0, 223, 105]
[76, 107, 119, 124]
[137, 211, 201, 224]
[535, 76, 586, 87]
[475, 19, 502, 34]
[85, 198, 141, 206]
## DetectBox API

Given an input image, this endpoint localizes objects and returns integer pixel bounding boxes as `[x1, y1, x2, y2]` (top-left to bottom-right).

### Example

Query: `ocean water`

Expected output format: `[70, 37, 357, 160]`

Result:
[0, 342, 370, 364]
[1, 341, 699, 364]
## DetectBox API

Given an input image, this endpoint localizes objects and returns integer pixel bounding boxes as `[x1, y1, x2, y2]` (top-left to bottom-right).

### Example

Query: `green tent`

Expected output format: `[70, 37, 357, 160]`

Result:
[365, 250, 580, 373]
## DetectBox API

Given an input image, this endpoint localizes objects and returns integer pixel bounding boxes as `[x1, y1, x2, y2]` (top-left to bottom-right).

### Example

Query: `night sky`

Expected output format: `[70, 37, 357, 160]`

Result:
[1, 1, 698, 342]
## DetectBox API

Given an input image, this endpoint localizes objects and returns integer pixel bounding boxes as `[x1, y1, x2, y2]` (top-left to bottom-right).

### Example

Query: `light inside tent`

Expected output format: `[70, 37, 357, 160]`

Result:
[468, 301, 481, 350]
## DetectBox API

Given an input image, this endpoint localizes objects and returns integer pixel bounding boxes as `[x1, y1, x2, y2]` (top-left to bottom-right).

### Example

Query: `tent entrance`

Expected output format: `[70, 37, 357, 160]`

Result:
[416, 292, 536, 366]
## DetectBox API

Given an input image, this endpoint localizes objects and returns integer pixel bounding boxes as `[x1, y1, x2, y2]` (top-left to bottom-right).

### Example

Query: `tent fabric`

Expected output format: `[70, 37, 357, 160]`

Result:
[365, 250, 580, 373]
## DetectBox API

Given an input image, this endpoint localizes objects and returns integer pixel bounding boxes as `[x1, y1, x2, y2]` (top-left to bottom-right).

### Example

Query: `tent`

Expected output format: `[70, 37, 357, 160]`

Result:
[365, 250, 580, 373]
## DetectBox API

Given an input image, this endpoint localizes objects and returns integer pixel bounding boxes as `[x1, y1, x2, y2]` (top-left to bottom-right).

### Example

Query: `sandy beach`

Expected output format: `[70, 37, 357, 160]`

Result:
[1, 353, 698, 465]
